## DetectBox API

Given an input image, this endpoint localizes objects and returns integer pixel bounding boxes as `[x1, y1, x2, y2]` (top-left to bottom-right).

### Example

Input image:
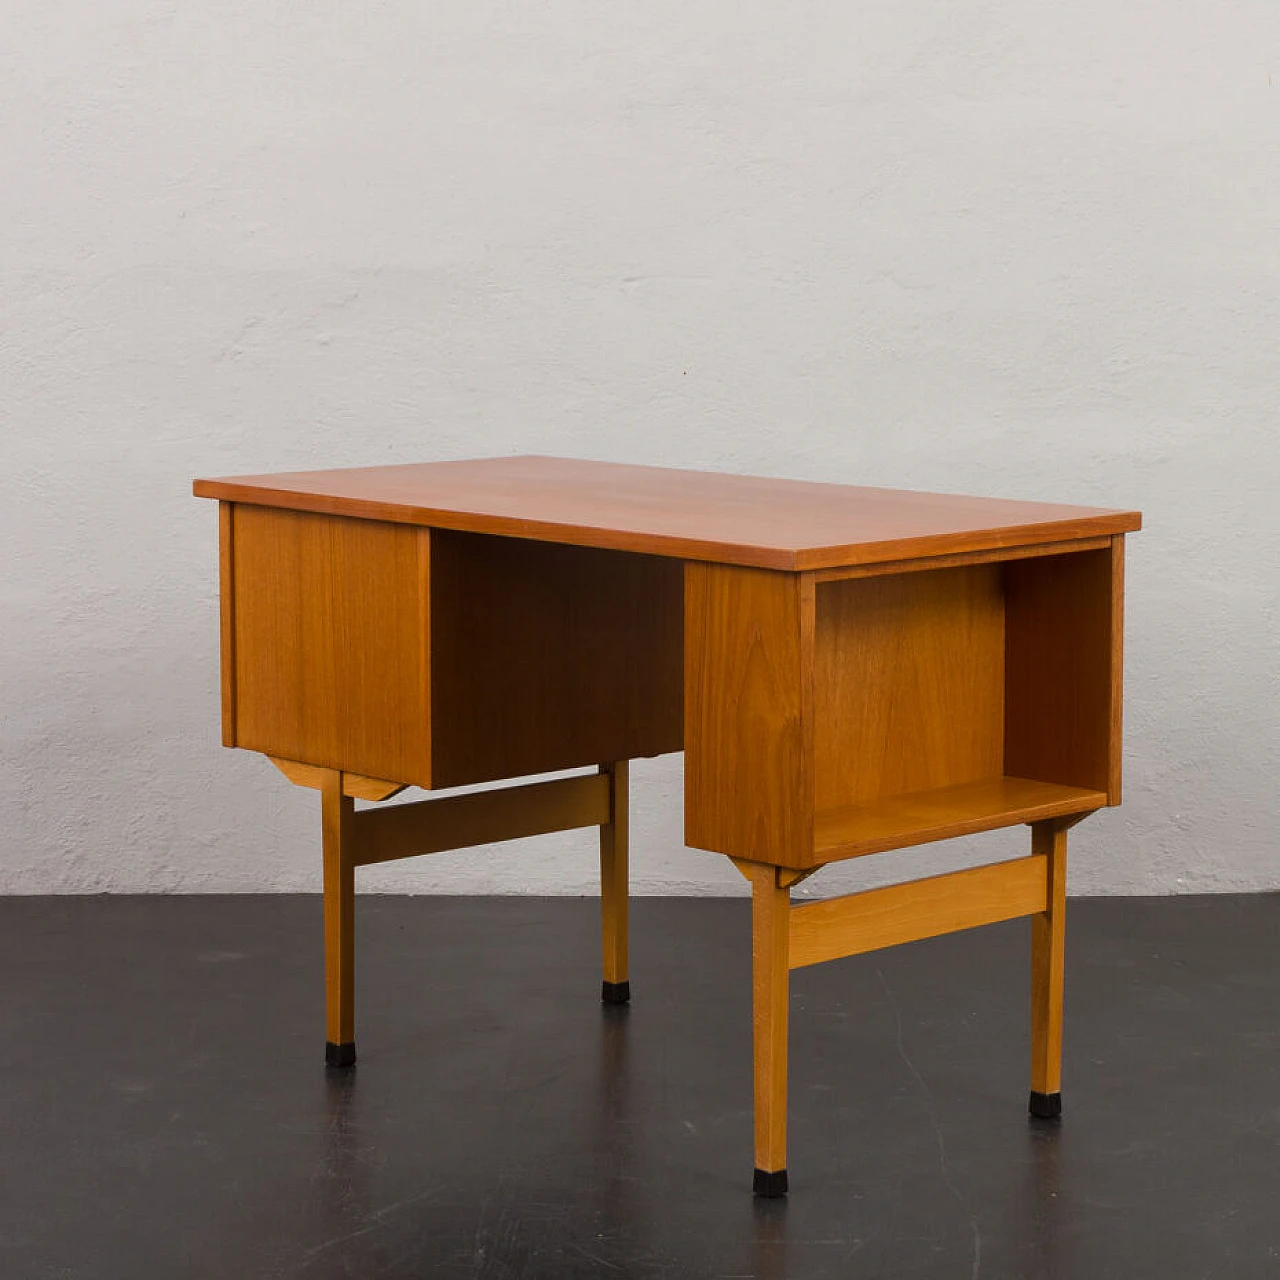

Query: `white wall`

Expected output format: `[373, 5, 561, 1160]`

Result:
[2, 0, 1277, 898]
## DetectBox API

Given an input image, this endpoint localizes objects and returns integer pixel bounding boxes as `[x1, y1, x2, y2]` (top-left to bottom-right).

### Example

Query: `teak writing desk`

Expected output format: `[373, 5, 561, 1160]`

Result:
[194, 455, 1141, 1197]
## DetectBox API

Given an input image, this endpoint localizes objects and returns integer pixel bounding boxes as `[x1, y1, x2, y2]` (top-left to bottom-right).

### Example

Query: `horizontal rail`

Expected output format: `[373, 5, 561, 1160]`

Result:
[788, 854, 1048, 970]
[352, 771, 611, 867]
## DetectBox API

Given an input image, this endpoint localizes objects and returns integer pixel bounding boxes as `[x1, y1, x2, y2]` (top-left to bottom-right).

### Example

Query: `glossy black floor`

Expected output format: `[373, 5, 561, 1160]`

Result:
[1, 894, 1278, 1279]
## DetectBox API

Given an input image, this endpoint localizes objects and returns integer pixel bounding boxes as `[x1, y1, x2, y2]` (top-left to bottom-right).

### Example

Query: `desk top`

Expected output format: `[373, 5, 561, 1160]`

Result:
[194, 455, 1141, 571]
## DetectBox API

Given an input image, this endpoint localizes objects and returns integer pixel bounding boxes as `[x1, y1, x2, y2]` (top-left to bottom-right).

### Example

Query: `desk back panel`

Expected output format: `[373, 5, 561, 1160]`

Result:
[428, 531, 683, 788]
[814, 565, 1006, 811]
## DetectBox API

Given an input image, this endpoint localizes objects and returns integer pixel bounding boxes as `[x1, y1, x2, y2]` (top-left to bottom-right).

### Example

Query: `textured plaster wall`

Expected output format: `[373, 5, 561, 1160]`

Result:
[2, 1, 1277, 897]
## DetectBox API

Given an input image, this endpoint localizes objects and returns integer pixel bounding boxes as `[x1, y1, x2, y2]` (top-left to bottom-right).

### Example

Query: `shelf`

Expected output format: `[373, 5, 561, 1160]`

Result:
[814, 776, 1108, 863]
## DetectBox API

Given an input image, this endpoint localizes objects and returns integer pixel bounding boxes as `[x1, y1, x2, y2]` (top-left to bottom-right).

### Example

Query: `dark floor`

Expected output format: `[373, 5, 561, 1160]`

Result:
[1, 894, 1278, 1279]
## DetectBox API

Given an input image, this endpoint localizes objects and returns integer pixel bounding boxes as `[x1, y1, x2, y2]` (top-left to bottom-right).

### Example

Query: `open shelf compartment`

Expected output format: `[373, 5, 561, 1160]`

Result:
[684, 542, 1124, 871]
[808, 546, 1122, 865]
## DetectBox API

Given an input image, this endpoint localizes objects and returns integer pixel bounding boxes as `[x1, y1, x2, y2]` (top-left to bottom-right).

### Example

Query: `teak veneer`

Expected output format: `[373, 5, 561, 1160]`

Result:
[195, 454, 1138, 572]
[196, 455, 1140, 1196]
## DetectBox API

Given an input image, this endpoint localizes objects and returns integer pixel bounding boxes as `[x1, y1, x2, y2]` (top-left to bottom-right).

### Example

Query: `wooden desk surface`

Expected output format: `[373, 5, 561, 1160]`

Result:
[194, 456, 1140, 571]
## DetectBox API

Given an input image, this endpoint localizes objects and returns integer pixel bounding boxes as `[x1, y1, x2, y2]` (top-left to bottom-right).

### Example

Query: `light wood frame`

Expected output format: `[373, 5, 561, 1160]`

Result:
[279, 760, 630, 1065]
[731, 814, 1079, 1190]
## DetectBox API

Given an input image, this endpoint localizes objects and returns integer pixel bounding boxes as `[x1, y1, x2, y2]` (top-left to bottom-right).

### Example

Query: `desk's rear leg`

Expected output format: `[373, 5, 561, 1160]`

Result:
[1030, 819, 1068, 1118]
[321, 771, 357, 1068]
[600, 760, 630, 1005]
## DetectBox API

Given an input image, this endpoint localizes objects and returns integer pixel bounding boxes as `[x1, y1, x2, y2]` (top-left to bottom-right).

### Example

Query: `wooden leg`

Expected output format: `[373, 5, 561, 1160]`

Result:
[1030, 819, 1068, 1117]
[322, 770, 357, 1068]
[749, 863, 791, 1196]
[599, 761, 630, 1005]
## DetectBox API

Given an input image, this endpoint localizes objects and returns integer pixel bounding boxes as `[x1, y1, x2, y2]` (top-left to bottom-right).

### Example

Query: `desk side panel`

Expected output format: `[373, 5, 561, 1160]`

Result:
[1004, 539, 1123, 801]
[428, 531, 683, 788]
[219, 502, 237, 747]
[228, 505, 433, 786]
[685, 564, 815, 869]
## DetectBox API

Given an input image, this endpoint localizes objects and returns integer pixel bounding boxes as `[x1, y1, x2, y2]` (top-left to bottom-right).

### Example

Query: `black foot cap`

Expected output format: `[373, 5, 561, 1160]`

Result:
[753, 1168, 789, 1198]
[602, 980, 631, 1005]
[1029, 1090, 1062, 1120]
[325, 1041, 357, 1069]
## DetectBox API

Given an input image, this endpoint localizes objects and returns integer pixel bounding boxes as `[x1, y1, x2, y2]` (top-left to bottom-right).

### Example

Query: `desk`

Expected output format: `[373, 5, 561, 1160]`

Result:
[194, 456, 1141, 1196]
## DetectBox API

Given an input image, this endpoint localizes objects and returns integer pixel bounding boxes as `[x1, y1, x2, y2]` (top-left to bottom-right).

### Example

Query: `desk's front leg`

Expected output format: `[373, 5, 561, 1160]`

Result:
[1030, 818, 1069, 1118]
[747, 862, 791, 1197]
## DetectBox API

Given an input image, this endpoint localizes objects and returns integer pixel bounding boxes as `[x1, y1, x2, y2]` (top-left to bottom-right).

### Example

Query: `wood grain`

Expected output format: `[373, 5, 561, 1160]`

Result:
[685, 564, 815, 869]
[351, 772, 611, 867]
[814, 564, 1005, 811]
[194, 456, 1143, 573]
[230, 505, 433, 786]
[789, 854, 1048, 969]
[600, 760, 629, 987]
[748, 863, 791, 1176]
[1030, 820, 1068, 1096]
[1004, 543, 1122, 799]
[429, 531, 682, 787]
[814, 777, 1105, 862]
